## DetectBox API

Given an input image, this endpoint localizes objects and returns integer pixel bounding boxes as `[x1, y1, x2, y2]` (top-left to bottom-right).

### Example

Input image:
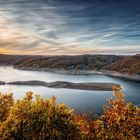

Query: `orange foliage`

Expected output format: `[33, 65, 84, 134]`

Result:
[0, 87, 140, 139]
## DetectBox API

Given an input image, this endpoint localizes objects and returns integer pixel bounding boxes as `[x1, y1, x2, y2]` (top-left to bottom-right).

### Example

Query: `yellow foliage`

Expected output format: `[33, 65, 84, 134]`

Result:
[0, 92, 80, 140]
[0, 93, 14, 122]
[0, 87, 140, 140]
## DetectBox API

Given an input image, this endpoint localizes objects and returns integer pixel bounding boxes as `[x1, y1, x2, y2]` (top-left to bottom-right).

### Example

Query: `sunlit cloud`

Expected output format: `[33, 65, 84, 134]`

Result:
[0, 0, 140, 55]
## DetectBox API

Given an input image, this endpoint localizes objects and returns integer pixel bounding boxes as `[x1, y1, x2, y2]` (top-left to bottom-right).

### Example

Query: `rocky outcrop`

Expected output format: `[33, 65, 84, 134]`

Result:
[7, 80, 120, 91]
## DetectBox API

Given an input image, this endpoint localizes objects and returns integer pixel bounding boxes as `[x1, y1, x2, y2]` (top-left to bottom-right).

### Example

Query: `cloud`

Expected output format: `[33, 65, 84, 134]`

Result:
[0, 0, 140, 55]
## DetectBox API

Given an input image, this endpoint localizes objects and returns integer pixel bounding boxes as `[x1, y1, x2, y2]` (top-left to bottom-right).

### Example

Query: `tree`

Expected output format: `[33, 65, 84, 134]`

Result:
[0, 87, 140, 140]
[83, 86, 140, 140]
[0, 93, 14, 122]
[0, 92, 81, 140]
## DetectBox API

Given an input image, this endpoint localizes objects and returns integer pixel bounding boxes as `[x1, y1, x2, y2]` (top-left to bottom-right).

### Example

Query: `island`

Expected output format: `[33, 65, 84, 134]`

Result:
[7, 80, 121, 91]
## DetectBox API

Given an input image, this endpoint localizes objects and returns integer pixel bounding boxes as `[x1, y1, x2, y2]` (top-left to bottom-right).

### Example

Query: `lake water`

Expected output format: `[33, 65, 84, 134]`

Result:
[0, 66, 140, 114]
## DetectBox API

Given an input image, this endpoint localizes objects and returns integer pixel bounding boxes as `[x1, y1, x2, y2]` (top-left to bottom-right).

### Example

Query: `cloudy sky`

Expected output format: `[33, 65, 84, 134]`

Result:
[0, 0, 140, 55]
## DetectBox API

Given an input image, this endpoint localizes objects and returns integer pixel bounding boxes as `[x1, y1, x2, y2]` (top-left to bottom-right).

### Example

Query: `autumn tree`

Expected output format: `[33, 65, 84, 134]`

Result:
[0, 93, 14, 122]
[0, 87, 140, 140]
[81, 86, 140, 140]
[0, 92, 81, 140]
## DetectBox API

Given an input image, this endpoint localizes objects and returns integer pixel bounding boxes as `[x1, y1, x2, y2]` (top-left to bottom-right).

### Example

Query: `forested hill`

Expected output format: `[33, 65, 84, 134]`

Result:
[104, 55, 140, 75]
[0, 54, 31, 66]
[0, 54, 139, 75]
[14, 54, 123, 70]
[0, 54, 122, 69]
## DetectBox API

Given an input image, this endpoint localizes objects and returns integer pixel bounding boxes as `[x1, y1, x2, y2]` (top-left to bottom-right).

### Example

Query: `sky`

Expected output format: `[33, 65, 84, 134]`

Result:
[0, 0, 140, 55]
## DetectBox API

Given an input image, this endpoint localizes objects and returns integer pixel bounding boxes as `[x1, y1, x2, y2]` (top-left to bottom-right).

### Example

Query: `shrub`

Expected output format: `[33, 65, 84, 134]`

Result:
[79, 86, 140, 140]
[0, 87, 140, 140]
[0, 92, 81, 140]
[0, 93, 14, 122]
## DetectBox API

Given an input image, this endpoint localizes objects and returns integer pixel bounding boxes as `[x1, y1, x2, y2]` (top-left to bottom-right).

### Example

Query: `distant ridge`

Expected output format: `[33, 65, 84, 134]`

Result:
[104, 55, 140, 75]
[0, 54, 139, 75]
[14, 54, 122, 70]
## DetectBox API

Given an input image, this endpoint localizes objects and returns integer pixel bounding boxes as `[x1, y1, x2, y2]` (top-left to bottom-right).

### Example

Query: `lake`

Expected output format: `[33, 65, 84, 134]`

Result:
[0, 66, 140, 114]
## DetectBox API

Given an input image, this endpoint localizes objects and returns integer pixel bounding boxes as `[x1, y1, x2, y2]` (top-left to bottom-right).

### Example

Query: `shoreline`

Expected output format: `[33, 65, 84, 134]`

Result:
[100, 70, 140, 82]
[14, 66, 140, 82]
[14, 66, 103, 75]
